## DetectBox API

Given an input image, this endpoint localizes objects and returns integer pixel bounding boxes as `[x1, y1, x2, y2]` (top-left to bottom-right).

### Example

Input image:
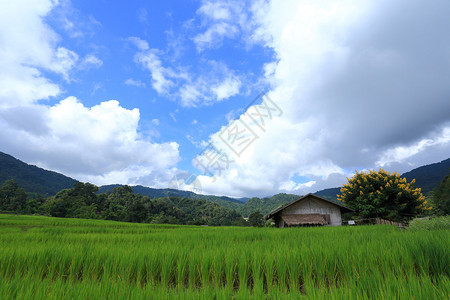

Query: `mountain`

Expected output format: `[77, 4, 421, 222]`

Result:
[0, 152, 78, 196]
[315, 187, 341, 201]
[401, 158, 450, 195]
[98, 184, 244, 210]
[99, 185, 300, 217]
[239, 193, 300, 217]
[2, 150, 448, 215]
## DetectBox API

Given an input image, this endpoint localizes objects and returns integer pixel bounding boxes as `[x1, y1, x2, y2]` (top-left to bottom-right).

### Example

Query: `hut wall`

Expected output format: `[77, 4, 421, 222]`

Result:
[280, 196, 342, 226]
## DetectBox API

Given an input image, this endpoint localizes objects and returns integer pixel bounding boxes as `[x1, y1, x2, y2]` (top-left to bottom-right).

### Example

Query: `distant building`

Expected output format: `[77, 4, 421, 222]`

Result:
[265, 193, 353, 227]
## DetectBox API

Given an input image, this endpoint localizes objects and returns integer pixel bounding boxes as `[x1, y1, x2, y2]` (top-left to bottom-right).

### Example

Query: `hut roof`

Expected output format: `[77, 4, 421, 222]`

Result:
[282, 214, 328, 226]
[265, 193, 353, 220]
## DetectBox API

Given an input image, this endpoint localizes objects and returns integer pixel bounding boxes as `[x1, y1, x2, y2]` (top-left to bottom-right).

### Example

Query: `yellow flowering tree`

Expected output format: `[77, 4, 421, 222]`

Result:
[337, 169, 429, 222]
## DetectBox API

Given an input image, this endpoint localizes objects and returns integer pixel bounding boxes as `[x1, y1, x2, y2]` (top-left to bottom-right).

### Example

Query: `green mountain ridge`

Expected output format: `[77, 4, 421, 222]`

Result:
[401, 158, 450, 195]
[1, 151, 448, 217]
[98, 184, 297, 216]
[98, 184, 245, 211]
[0, 152, 78, 196]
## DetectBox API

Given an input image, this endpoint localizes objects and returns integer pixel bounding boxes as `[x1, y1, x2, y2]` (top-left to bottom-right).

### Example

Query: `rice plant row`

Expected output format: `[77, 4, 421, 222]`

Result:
[0, 214, 449, 299]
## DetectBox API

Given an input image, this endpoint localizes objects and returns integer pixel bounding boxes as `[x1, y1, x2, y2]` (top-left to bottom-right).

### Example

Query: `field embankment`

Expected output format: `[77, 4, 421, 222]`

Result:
[0, 214, 448, 299]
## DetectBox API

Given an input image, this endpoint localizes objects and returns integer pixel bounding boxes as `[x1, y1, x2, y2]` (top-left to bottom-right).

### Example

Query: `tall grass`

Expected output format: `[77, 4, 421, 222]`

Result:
[0, 214, 449, 299]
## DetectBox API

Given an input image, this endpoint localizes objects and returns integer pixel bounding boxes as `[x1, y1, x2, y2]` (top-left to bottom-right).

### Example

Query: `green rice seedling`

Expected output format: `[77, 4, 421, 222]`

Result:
[200, 251, 213, 288]
[212, 249, 226, 288]
[224, 249, 238, 291]
[285, 250, 301, 292]
[160, 249, 177, 288]
[176, 249, 189, 289]
[188, 251, 202, 289]
[0, 214, 449, 299]
[274, 251, 289, 292]
[237, 250, 251, 290]
[250, 251, 263, 293]
[262, 252, 275, 293]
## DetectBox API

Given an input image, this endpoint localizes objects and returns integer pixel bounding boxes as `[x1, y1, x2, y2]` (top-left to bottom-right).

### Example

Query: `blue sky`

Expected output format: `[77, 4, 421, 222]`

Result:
[46, 0, 273, 174]
[1, 0, 450, 197]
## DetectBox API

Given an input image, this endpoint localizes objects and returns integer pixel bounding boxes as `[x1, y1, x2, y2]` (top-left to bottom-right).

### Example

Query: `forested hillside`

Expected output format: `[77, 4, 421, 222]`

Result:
[100, 185, 300, 217]
[239, 193, 300, 217]
[1, 151, 448, 218]
[99, 185, 244, 211]
[0, 181, 245, 226]
[402, 158, 450, 195]
[314, 187, 341, 201]
[0, 152, 78, 196]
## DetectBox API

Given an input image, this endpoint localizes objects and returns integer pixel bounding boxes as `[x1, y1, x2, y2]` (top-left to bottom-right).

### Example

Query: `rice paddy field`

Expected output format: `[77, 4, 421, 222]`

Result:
[0, 214, 449, 299]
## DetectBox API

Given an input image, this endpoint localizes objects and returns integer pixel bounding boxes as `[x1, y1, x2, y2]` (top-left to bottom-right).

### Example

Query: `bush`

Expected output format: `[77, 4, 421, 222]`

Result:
[407, 215, 450, 231]
[338, 169, 428, 222]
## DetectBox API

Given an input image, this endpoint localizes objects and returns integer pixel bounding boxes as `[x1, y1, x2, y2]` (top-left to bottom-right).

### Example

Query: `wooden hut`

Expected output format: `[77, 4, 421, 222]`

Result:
[265, 193, 353, 228]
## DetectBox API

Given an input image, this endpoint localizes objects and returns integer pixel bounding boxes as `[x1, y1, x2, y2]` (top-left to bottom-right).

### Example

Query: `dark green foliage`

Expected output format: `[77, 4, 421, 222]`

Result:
[99, 185, 244, 211]
[239, 193, 299, 217]
[23, 182, 244, 226]
[99, 185, 298, 217]
[41, 183, 99, 219]
[0, 152, 78, 196]
[430, 173, 450, 215]
[0, 179, 27, 212]
[248, 211, 264, 227]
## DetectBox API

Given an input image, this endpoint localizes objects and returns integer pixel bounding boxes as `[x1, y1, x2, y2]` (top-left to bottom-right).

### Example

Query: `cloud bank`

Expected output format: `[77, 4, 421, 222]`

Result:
[194, 0, 450, 197]
[0, 0, 180, 187]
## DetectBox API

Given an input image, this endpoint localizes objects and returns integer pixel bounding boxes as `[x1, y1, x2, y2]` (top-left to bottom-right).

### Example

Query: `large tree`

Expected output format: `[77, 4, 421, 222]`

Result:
[0, 179, 27, 212]
[337, 169, 429, 222]
[248, 211, 264, 227]
[430, 173, 450, 215]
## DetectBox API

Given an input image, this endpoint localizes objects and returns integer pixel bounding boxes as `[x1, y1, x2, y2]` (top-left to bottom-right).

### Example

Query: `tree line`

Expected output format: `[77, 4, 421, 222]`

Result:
[0, 180, 266, 226]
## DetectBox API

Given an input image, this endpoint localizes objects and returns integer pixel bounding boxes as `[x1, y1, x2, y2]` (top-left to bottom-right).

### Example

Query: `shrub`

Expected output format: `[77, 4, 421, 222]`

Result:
[407, 215, 450, 231]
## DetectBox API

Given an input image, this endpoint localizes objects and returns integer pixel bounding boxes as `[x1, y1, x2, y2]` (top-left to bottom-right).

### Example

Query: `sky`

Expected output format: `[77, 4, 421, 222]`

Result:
[0, 0, 449, 198]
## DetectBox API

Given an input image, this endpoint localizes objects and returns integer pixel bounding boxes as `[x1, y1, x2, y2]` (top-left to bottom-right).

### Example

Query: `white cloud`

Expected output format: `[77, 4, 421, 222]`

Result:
[376, 126, 450, 167]
[0, 2, 182, 189]
[0, 98, 181, 187]
[51, 47, 79, 80]
[193, 22, 239, 51]
[125, 78, 146, 88]
[128, 36, 149, 51]
[169, 112, 177, 122]
[0, 0, 78, 107]
[211, 76, 241, 101]
[79, 54, 103, 70]
[131, 38, 242, 106]
[178, 61, 241, 107]
[137, 8, 148, 25]
[186, 134, 207, 149]
[194, 0, 251, 51]
[134, 49, 174, 94]
[192, 0, 450, 197]
[197, 1, 233, 20]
